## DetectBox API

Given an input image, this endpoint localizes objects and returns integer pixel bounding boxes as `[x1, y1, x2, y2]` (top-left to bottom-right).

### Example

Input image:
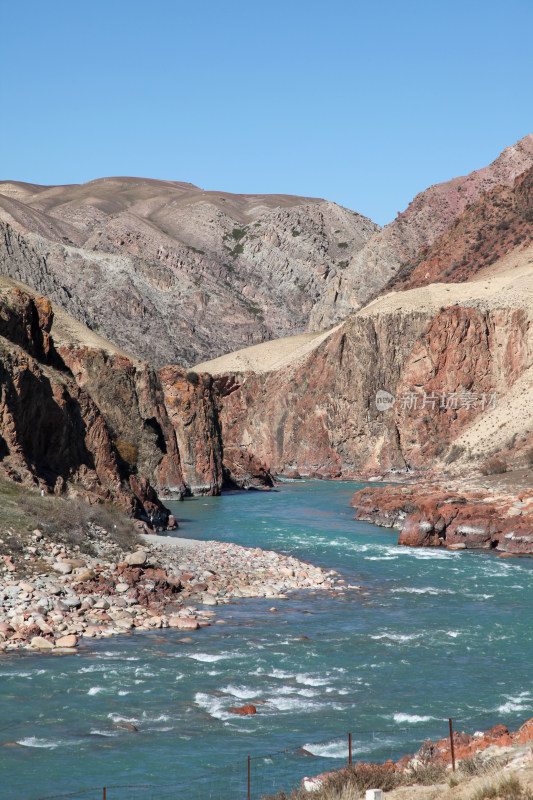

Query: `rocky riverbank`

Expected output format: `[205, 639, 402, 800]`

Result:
[350, 476, 533, 555]
[302, 717, 533, 797]
[0, 526, 341, 653]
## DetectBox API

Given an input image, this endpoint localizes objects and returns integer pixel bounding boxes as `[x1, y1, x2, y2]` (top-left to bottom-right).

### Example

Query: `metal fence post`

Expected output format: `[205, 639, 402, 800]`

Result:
[103, 789, 106, 800]
[449, 718, 456, 772]
[348, 732, 352, 766]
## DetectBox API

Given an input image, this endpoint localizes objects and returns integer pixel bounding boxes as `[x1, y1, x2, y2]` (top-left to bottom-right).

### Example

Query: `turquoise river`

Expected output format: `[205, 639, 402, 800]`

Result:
[1, 481, 532, 800]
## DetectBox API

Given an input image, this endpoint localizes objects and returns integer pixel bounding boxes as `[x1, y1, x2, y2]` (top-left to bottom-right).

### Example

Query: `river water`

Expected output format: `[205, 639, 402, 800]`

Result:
[1, 481, 532, 800]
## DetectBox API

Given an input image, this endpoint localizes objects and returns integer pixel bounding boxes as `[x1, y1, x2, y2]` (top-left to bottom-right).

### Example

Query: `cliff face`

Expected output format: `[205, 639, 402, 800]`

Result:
[214, 309, 433, 476]
[0, 180, 379, 367]
[0, 276, 273, 534]
[209, 253, 533, 478]
[0, 285, 169, 524]
[395, 305, 532, 468]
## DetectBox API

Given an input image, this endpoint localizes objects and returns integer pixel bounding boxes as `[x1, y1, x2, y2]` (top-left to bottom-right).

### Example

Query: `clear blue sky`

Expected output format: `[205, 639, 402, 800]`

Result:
[1, 0, 532, 225]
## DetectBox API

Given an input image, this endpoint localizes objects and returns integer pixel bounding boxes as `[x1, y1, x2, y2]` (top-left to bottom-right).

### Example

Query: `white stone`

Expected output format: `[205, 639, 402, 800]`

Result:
[53, 562, 72, 575]
[125, 551, 147, 567]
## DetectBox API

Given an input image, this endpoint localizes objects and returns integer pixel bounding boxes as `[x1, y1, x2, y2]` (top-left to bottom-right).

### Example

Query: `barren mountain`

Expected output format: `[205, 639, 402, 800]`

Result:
[200, 244, 533, 479]
[309, 134, 533, 328]
[0, 178, 379, 366]
[380, 161, 533, 291]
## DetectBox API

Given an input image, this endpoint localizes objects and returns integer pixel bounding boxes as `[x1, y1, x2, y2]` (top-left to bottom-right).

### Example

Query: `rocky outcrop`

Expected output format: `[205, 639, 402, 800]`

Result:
[59, 348, 188, 496]
[407, 718, 533, 765]
[59, 348, 226, 496]
[0, 180, 379, 367]
[310, 134, 533, 327]
[0, 285, 169, 525]
[351, 483, 533, 554]
[58, 347, 273, 495]
[157, 366, 224, 494]
[209, 250, 533, 479]
[394, 304, 532, 469]
[213, 309, 431, 477]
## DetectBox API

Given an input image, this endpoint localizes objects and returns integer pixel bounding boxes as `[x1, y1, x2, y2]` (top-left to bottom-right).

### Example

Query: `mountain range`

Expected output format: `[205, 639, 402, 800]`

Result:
[1, 134, 532, 518]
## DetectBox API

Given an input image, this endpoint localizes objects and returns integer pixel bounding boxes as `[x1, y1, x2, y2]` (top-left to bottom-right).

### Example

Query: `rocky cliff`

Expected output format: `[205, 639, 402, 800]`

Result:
[351, 481, 533, 555]
[0, 180, 379, 367]
[201, 252, 533, 479]
[0, 281, 170, 525]
[0, 274, 275, 539]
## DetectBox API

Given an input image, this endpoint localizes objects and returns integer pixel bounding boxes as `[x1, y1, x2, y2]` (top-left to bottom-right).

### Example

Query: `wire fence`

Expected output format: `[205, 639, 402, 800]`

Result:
[31, 715, 505, 800]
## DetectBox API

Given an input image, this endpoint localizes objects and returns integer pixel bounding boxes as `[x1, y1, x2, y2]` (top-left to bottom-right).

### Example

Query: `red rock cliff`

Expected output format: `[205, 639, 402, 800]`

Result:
[0, 286, 169, 526]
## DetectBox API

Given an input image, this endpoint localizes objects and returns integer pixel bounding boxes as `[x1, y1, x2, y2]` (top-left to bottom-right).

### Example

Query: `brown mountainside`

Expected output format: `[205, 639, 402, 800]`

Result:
[0, 178, 379, 367]
[309, 134, 533, 328]
[199, 251, 533, 480]
[380, 161, 533, 291]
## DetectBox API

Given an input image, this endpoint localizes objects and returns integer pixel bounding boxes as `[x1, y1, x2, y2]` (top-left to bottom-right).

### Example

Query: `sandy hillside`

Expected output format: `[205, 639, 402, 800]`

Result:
[383, 759, 533, 800]
[360, 241, 533, 318]
[194, 325, 342, 375]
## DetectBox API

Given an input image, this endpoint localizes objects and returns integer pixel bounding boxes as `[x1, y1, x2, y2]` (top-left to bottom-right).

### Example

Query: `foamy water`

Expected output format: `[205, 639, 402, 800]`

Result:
[2, 480, 533, 800]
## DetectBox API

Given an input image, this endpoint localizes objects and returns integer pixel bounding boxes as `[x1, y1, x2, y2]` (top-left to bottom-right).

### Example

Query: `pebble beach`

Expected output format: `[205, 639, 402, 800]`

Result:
[0, 525, 342, 654]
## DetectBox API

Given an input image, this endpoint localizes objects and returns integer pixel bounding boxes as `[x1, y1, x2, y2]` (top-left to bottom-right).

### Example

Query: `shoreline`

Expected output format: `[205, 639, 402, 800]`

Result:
[0, 526, 344, 655]
[350, 473, 533, 555]
[300, 715, 533, 798]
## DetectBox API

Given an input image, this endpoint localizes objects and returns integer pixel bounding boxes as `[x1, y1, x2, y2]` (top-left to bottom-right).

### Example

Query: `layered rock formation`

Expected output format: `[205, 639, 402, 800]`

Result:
[351, 482, 533, 554]
[0, 179, 379, 367]
[200, 254, 533, 478]
[0, 282, 169, 525]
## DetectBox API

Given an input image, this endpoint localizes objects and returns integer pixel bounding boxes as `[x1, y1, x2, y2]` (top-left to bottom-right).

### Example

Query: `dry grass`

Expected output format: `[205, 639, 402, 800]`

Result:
[469, 774, 533, 799]
[259, 751, 533, 800]
[0, 478, 141, 570]
[261, 761, 449, 800]
[113, 438, 139, 468]
[480, 457, 508, 475]
[17, 492, 140, 554]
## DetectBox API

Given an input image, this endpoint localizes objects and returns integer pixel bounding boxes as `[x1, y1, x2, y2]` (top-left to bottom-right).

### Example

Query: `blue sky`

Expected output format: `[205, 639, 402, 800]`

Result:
[1, 0, 532, 225]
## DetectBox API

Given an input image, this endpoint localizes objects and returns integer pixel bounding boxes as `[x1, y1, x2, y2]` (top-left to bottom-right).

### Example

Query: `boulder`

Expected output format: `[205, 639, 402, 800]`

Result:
[55, 634, 78, 648]
[125, 551, 147, 567]
[74, 569, 96, 582]
[30, 636, 54, 650]
[168, 617, 199, 630]
[61, 596, 81, 609]
[112, 721, 138, 732]
[62, 558, 86, 569]
[53, 562, 72, 575]
[228, 705, 257, 715]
